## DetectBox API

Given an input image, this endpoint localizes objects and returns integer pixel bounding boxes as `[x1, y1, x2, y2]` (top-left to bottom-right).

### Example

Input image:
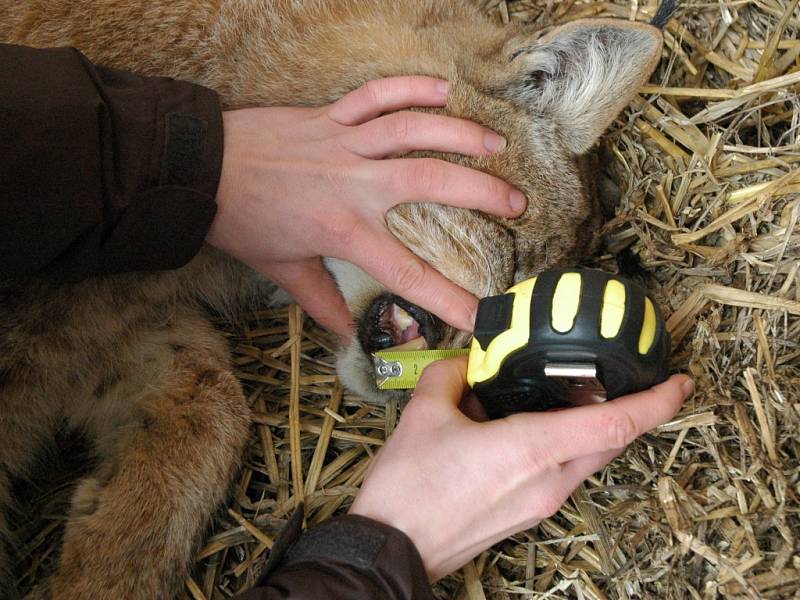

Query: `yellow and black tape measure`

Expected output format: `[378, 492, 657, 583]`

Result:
[373, 268, 671, 417]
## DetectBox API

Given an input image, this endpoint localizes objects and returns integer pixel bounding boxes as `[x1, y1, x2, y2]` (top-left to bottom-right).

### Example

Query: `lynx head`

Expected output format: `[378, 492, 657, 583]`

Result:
[328, 18, 664, 403]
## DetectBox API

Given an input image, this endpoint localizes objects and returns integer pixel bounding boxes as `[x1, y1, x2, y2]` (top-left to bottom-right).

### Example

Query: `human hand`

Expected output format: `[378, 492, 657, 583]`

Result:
[349, 357, 694, 581]
[207, 76, 526, 341]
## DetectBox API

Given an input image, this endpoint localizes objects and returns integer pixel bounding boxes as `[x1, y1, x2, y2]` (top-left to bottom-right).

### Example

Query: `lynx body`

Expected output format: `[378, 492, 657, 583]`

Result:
[0, 1, 663, 597]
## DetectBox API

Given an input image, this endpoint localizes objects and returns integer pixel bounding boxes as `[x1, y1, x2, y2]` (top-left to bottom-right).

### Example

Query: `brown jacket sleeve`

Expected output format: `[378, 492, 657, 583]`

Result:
[0, 43, 223, 281]
[236, 508, 435, 600]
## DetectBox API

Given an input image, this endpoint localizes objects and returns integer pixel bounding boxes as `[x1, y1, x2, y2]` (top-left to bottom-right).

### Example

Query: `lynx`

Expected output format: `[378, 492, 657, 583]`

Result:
[0, 1, 667, 598]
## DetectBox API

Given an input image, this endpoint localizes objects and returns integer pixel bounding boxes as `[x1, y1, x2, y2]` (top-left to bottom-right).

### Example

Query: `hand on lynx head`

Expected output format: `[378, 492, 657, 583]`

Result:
[209, 76, 527, 342]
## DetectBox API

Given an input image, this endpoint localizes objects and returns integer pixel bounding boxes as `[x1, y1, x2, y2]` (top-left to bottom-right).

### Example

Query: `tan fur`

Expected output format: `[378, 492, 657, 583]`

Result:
[0, 2, 663, 598]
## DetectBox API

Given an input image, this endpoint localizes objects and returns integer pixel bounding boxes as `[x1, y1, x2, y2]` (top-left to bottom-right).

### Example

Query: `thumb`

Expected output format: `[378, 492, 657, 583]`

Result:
[411, 356, 470, 412]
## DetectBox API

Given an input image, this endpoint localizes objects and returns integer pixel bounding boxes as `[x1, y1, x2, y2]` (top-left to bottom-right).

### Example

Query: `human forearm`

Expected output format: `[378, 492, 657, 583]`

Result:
[0, 43, 222, 281]
[236, 508, 434, 600]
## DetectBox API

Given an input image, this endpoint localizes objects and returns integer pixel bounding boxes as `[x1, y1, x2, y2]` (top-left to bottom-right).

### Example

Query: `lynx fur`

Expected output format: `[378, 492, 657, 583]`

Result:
[0, 1, 663, 598]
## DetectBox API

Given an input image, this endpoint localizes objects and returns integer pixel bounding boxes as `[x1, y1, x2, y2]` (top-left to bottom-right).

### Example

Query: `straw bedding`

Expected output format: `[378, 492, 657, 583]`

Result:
[17, 1, 800, 598]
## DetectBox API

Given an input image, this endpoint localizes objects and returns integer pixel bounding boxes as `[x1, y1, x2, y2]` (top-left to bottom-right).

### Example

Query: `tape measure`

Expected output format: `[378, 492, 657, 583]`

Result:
[373, 268, 671, 417]
[374, 348, 470, 389]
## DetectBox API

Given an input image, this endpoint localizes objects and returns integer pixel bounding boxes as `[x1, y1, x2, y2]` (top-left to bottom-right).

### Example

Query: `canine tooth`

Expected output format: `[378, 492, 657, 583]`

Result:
[392, 304, 415, 330]
[386, 336, 428, 351]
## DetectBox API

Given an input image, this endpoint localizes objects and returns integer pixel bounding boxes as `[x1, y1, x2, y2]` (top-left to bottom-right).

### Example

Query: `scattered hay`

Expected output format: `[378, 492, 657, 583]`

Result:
[192, 2, 798, 598]
[190, 2, 798, 599]
[19, 1, 800, 598]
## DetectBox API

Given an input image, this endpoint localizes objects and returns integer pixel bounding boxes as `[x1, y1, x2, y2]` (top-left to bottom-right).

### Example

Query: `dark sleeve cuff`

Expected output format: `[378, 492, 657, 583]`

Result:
[236, 505, 435, 600]
[63, 49, 224, 278]
[0, 44, 224, 281]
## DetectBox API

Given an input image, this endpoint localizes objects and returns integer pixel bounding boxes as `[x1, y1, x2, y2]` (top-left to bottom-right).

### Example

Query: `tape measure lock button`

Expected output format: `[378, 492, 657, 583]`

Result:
[473, 293, 515, 350]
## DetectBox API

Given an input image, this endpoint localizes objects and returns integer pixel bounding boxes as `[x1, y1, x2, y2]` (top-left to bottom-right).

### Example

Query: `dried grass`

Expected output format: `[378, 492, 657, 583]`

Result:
[18, 1, 800, 598]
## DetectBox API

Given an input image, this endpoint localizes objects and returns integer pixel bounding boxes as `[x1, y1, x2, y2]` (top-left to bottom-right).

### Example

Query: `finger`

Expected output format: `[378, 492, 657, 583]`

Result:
[345, 111, 506, 159]
[262, 259, 353, 343]
[373, 157, 527, 218]
[328, 76, 450, 126]
[510, 374, 693, 464]
[341, 229, 478, 332]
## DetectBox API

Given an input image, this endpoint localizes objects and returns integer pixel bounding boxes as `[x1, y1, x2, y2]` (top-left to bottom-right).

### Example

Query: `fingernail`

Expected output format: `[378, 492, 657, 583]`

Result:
[681, 378, 695, 398]
[436, 80, 449, 97]
[509, 190, 526, 214]
[484, 133, 507, 153]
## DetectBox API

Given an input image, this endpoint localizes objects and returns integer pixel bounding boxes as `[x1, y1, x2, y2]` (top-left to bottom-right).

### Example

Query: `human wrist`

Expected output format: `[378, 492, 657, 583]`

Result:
[206, 110, 248, 257]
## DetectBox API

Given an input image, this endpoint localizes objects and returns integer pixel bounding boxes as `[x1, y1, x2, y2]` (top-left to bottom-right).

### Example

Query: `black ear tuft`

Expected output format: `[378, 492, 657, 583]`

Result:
[651, 0, 679, 29]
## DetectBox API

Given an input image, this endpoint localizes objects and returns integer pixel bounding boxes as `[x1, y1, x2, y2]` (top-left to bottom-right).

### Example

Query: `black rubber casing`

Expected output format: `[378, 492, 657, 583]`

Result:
[472, 269, 671, 418]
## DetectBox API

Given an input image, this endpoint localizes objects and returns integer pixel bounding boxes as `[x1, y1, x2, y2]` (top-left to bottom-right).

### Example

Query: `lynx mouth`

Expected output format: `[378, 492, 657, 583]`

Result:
[358, 294, 443, 355]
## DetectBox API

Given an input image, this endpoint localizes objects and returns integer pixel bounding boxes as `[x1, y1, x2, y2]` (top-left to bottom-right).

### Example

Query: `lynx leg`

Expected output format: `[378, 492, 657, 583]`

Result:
[51, 348, 250, 600]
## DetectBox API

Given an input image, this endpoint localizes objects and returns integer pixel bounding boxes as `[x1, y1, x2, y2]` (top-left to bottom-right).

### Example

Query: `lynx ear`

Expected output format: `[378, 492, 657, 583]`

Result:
[506, 19, 662, 154]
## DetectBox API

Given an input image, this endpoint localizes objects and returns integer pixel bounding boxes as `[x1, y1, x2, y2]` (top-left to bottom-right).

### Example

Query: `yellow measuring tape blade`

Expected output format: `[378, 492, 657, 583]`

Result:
[373, 348, 471, 390]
